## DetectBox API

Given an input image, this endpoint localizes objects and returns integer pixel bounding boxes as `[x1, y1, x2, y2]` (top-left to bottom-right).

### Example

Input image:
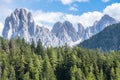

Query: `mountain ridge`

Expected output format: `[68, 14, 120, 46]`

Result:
[2, 8, 63, 47]
[79, 22, 120, 51]
[82, 14, 117, 41]
[2, 8, 118, 47]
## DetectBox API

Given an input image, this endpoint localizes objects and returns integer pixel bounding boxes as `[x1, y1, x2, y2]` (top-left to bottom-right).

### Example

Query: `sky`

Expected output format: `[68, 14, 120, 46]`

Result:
[0, 0, 120, 36]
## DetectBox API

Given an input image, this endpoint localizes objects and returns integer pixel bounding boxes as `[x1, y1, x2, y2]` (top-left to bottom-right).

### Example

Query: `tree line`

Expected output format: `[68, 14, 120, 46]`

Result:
[0, 37, 120, 80]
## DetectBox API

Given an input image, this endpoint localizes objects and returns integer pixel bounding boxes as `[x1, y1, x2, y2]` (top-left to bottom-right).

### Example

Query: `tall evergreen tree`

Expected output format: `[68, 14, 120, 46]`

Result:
[36, 39, 44, 56]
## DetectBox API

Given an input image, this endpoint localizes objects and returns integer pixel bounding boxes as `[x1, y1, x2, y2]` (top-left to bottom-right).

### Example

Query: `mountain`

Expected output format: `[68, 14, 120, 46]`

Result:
[2, 8, 118, 47]
[35, 25, 63, 47]
[3, 9, 36, 41]
[79, 23, 120, 51]
[82, 14, 117, 40]
[52, 21, 79, 45]
[2, 8, 63, 47]
[77, 23, 85, 38]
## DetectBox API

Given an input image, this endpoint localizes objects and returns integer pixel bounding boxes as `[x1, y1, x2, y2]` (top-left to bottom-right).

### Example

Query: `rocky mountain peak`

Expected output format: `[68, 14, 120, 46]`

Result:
[63, 21, 72, 26]
[80, 23, 120, 51]
[2, 8, 118, 47]
[99, 14, 116, 24]
[95, 14, 117, 32]
[77, 23, 85, 38]
[78, 23, 84, 32]
[101, 14, 114, 20]
[93, 20, 98, 26]
[81, 14, 117, 41]
[63, 21, 75, 31]
[52, 21, 62, 34]
[52, 21, 79, 45]
[2, 8, 63, 47]
[2, 8, 36, 40]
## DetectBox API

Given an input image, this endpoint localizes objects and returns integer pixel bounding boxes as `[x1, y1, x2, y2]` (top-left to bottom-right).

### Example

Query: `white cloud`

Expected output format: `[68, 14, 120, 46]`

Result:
[0, 3, 12, 35]
[103, 3, 120, 21]
[0, 4, 12, 22]
[69, 6, 79, 11]
[33, 10, 64, 23]
[61, 0, 73, 4]
[0, 22, 4, 37]
[33, 10, 103, 28]
[33, 10, 62, 28]
[0, 2, 119, 33]
[61, 0, 89, 5]
[102, 0, 110, 3]
[64, 11, 103, 27]
[33, 10, 65, 30]
[79, 12, 103, 26]
[0, 1, 13, 37]
[2, 0, 12, 3]
[33, 3, 120, 29]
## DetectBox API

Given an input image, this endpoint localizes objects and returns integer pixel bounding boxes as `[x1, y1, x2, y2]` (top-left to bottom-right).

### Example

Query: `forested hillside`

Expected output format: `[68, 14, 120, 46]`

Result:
[0, 37, 120, 80]
[79, 23, 120, 51]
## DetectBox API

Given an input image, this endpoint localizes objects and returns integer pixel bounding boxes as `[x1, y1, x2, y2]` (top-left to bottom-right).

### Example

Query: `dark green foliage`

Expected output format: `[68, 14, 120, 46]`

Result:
[0, 37, 120, 80]
[35, 39, 44, 56]
[31, 39, 35, 52]
[79, 23, 120, 51]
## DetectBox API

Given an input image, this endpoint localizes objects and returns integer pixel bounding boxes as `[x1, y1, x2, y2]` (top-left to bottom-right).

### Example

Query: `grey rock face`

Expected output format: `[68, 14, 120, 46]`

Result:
[2, 8, 62, 47]
[2, 8, 36, 41]
[2, 8, 117, 47]
[83, 14, 117, 40]
[35, 25, 63, 47]
[77, 23, 85, 40]
[95, 14, 117, 33]
[52, 21, 79, 45]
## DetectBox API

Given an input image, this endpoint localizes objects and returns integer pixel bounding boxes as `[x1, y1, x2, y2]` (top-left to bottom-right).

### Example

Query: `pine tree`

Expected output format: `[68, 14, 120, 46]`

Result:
[23, 72, 30, 80]
[31, 39, 35, 53]
[110, 67, 115, 80]
[115, 61, 120, 80]
[70, 65, 84, 80]
[9, 65, 16, 80]
[36, 39, 44, 56]
[2, 58, 9, 80]
[43, 55, 56, 80]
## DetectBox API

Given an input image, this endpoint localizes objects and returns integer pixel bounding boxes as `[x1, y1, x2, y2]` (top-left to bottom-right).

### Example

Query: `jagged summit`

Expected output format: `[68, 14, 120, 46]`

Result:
[80, 23, 120, 51]
[2, 8, 35, 40]
[82, 14, 117, 40]
[2, 8, 118, 47]
[101, 14, 115, 20]
[2, 8, 63, 47]
[52, 21, 79, 45]
[77, 23, 85, 38]
[95, 14, 117, 31]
